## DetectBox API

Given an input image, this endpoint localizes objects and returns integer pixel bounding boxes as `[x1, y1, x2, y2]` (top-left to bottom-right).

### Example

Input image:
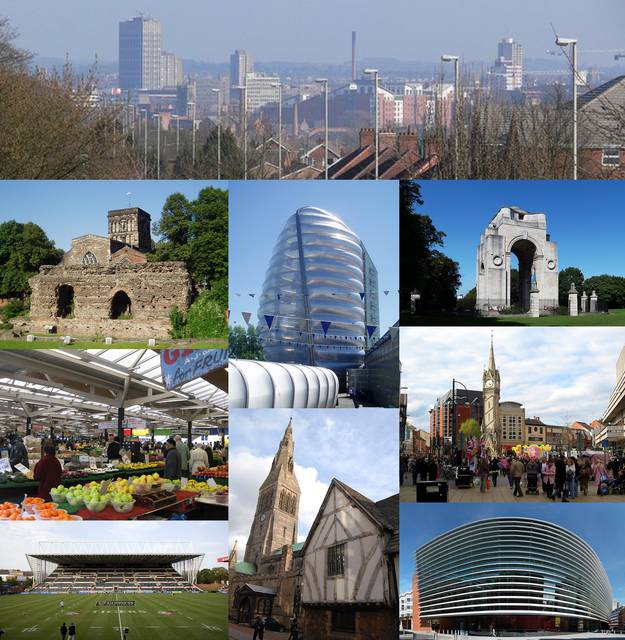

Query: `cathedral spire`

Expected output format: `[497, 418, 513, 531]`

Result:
[487, 331, 496, 372]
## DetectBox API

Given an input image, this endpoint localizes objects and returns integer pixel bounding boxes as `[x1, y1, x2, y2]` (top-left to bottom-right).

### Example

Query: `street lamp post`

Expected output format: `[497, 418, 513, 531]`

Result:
[235, 84, 248, 179]
[153, 114, 161, 180]
[441, 54, 460, 179]
[315, 78, 329, 179]
[172, 115, 180, 156]
[142, 109, 148, 179]
[556, 36, 578, 180]
[364, 68, 379, 179]
[187, 101, 197, 169]
[271, 82, 283, 179]
[212, 88, 222, 180]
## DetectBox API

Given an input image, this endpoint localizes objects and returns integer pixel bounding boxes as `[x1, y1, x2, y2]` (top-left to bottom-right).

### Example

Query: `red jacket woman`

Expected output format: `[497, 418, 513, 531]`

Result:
[33, 446, 62, 501]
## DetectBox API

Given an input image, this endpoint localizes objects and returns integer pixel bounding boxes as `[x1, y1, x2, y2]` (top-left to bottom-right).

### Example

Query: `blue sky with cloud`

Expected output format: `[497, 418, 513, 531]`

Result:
[229, 408, 398, 554]
[401, 326, 625, 430]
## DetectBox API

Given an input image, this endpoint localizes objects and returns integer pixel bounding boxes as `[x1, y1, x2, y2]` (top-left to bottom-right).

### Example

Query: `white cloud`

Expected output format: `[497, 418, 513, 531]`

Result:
[401, 326, 625, 429]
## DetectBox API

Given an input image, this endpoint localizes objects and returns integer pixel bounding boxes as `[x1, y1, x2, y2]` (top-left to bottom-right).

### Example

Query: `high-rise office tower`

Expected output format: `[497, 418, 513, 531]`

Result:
[258, 207, 380, 374]
[119, 16, 162, 91]
[229, 49, 254, 100]
[491, 37, 523, 92]
[160, 51, 183, 88]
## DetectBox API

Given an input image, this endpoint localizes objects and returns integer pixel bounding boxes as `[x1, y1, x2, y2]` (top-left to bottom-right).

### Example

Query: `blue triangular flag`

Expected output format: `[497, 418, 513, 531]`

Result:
[384, 290, 389, 296]
[264, 314, 275, 329]
[359, 292, 365, 300]
[321, 320, 331, 336]
[366, 325, 377, 338]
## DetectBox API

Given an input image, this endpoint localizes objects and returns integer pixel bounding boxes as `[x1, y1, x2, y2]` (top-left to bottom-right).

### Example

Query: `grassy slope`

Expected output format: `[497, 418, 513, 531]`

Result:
[0, 592, 227, 639]
[0, 340, 228, 350]
[400, 309, 625, 327]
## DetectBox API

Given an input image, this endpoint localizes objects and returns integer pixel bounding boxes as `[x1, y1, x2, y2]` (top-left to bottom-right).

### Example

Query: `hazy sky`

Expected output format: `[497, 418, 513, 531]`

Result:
[3, 1, 625, 64]
[418, 181, 625, 296]
[0, 521, 228, 571]
[228, 408, 398, 555]
[401, 326, 625, 429]
[400, 503, 625, 602]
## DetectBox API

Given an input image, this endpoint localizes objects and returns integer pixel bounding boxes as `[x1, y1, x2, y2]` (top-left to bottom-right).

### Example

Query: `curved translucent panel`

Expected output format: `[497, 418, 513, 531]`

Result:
[416, 517, 612, 625]
[258, 206, 368, 374]
[228, 359, 339, 409]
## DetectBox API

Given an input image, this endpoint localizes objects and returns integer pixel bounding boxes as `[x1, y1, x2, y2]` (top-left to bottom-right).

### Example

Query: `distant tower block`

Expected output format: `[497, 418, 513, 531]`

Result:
[108, 207, 152, 253]
[476, 206, 558, 314]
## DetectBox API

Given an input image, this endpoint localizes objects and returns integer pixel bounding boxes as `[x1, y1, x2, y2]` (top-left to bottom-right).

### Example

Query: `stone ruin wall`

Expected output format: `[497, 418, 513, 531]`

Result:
[23, 262, 191, 339]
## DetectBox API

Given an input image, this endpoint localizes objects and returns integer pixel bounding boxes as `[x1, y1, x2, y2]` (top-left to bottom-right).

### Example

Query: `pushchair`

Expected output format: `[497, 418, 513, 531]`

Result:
[526, 473, 539, 495]
[597, 473, 610, 496]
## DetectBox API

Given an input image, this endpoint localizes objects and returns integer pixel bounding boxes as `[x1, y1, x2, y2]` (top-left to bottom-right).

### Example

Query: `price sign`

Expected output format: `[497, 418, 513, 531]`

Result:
[145, 454, 150, 464]
[206, 478, 218, 489]
[100, 480, 111, 495]
[0, 458, 11, 473]
[15, 463, 30, 475]
[89, 457, 97, 470]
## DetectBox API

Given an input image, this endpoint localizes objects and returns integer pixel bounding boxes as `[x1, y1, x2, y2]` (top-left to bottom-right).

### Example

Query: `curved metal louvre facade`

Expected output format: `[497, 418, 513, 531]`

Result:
[229, 359, 339, 408]
[258, 206, 366, 373]
[416, 517, 611, 625]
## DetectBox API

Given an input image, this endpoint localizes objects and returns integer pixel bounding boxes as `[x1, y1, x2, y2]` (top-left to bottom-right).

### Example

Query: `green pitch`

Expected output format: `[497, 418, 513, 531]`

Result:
[0, 592, 227, 639]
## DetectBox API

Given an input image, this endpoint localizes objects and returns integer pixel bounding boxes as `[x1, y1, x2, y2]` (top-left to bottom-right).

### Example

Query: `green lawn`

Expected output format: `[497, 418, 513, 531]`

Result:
[401, 309, 625, 327]
[0, 592, 227, 639]
[0, 340, 228, 350]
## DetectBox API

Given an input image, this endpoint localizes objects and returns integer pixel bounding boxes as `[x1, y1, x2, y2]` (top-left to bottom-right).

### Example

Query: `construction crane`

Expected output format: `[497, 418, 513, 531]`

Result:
[546, 48, 625, 60]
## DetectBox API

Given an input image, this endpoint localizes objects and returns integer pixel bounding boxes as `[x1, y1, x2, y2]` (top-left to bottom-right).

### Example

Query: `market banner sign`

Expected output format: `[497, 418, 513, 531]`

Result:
[126, 417, 146, 428]
[98, 421, 116, 431]
[154, 428, 173, 436]
[161, 349, 228, 390]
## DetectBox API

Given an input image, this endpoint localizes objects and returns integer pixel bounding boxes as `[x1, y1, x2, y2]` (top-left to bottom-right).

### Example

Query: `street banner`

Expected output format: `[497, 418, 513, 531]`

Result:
[161, 348, 228, 390]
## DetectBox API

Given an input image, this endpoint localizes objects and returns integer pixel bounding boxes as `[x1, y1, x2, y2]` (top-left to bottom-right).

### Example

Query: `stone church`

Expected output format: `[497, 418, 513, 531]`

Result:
[229, 419, 399, 639]
[21, 207, 191, 339]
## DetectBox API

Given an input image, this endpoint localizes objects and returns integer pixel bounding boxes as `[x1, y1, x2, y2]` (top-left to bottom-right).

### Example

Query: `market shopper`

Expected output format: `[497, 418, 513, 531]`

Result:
[190, 442, 209, 475]
[9, 436, 29, 471]
[60, 622, 68, 640]
[68, 623, 76, 640]
[541, 456, 556, 499]
[33, 445, 62, 501]
[106, 435, 121, 461]
[163, 438, 182, 480]
[510, 457, 525, 498]
[489, 457, 500, 488]
[174, 434, 190, 479]
[554, 455, 568, 502]
[478, 457, 490, 493]
[579, 458, 592, 496]
[566, 457, 578, 499]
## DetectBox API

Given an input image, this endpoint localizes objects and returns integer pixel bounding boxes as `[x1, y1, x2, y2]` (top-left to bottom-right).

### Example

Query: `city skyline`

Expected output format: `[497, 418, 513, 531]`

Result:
[401, 327, 625, 430]
[4, 1, 625, 66]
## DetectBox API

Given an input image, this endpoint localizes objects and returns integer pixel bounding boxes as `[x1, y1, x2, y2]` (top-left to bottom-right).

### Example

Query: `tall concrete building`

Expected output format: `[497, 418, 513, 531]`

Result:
[160, 51, 183, 88]
[245, 73, 281, 112]
[491, 37, 523, 92]
[230, 49, 254, 100]
[119, 16, 163, 91]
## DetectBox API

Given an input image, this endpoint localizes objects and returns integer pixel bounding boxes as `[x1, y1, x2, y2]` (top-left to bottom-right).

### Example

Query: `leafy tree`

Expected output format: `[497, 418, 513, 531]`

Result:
[0, 220, 63, 297]
[0, 16, 31, 72]
[583, 275, 625, 309]
[456, 287, 476, 312]
[197, 567, 228, 584]
[559, 267, 585, 306]
[228, 325, 265, 360]
[150, 186, 228, 290]
[400, 181, 461, 312]
[169, 291, 227, 340]
[460, 418, 480, 438]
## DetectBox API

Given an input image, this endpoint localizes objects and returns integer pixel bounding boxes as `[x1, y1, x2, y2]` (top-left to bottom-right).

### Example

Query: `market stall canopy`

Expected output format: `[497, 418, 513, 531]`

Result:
[0, 349, 228, 434]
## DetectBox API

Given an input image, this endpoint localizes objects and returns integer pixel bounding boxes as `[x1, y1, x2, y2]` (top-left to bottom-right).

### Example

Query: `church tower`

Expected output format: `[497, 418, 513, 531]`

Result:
[244, 419, 300, 567]
[482, 334, 501, 455]
[108, 207, 152, 254]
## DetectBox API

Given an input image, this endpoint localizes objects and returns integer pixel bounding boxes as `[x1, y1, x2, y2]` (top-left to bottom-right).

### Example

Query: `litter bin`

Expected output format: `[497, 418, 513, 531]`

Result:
[456, 466, 474, 488]
[416, 481, 448, 503]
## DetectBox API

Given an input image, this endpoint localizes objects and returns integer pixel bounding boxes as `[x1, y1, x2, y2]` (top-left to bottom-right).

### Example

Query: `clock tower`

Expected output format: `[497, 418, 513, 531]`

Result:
[244, 419, 300, 567]
[482, 334, 501, 456]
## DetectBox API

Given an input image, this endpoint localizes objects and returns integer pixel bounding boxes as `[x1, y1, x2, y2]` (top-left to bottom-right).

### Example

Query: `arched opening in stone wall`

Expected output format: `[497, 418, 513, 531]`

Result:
[56, 285, 75, 318]
[510, 239, 536, 312]
[110, 290, 132, 319]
